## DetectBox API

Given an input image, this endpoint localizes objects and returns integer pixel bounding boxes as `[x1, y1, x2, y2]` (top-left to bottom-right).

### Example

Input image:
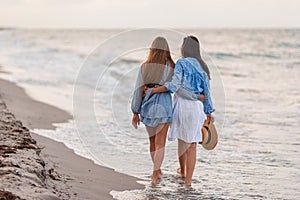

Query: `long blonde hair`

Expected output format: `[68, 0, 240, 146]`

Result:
[140, 37, 175, 85]
[144, 37, 175, 68]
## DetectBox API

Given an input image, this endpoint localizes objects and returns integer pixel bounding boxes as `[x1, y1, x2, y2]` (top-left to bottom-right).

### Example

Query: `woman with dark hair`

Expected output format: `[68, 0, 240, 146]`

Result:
[131, 37, 175, 185]
[148, 36, 214, 186]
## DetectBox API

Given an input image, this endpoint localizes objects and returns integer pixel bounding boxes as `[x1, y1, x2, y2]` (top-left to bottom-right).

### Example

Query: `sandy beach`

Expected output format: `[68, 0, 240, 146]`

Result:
[0, 77, 144, 199]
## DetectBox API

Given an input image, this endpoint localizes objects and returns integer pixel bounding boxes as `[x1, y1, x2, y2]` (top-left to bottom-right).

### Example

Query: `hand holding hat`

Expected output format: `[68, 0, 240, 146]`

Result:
[200, 115, 218, 150]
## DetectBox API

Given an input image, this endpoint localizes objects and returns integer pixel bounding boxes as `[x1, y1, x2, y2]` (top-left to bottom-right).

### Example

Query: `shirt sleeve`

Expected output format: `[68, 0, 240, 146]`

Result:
[165, 60, 184, 93]
[131, 68, 144, 114]
[202, 72, 215, 115]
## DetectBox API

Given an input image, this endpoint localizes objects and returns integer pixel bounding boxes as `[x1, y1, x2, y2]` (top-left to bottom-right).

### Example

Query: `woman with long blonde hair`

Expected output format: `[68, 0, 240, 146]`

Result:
[131, 37, 175, 185]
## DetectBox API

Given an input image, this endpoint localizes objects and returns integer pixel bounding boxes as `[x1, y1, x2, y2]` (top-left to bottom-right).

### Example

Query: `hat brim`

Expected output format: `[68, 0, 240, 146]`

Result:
[201, 123, 218, 150]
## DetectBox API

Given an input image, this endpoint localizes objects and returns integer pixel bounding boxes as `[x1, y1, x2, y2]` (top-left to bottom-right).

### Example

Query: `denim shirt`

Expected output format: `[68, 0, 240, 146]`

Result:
[165, 57, 215, 115]
[131, 63, 172, 114]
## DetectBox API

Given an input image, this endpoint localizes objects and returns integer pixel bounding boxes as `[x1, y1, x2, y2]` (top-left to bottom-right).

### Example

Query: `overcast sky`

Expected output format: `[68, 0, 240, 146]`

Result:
[0, 0, 299, 28]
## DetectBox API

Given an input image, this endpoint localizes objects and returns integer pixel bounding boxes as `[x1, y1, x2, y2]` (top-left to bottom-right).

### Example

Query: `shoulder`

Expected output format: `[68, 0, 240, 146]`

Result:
[173, 59, 186, 73]
[176, 57, 199, 68]
[140, 62, 150, 73]
[175, 58, 189, 69]
[140, 62, 147, 69]
[176, 58, 188, 65]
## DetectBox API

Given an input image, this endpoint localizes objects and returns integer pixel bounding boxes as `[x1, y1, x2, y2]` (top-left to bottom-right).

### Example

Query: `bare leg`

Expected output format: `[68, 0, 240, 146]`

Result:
[185, 143, 197, 186]
[149, 136, 155, 163]
[151, 123, 169, 185]
[146, 126, 157, 163]
[178, 139, 188, 178]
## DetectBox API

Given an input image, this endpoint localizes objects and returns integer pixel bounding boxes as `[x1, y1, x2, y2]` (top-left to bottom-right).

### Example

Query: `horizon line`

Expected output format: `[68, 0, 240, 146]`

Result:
[1, 26, 300, 31]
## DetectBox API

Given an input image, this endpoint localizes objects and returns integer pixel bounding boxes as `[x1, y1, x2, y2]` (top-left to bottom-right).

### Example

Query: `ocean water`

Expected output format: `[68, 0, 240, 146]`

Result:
[0, 28, 299, 200]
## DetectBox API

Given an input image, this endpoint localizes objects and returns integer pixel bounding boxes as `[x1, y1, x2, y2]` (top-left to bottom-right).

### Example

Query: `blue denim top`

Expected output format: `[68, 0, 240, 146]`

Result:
[165, 57, 215, 115]
[131, 63, 172, 114]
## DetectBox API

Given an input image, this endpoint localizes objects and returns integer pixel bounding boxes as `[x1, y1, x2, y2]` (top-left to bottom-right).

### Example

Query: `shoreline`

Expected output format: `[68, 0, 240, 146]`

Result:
[0, 77, 144, 199]
[0, 79, 72, 130]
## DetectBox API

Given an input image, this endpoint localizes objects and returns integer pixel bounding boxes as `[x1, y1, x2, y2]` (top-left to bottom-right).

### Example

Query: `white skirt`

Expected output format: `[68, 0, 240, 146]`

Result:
[168, 94, 206, 143]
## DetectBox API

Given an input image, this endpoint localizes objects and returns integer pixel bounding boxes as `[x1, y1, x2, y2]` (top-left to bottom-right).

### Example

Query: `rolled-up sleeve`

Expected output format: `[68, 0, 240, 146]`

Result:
[131, 68, 144, 114]
[202, 73, 215, 115]
[165, 60, 183, 93]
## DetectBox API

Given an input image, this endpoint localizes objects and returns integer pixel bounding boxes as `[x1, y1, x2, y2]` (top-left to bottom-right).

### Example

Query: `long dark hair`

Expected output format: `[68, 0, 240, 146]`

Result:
[181, 36, 211, 79]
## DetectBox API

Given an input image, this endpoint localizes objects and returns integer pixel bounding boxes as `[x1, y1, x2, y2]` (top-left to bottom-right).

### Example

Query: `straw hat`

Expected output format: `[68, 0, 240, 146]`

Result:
[201, 121, 218, 150]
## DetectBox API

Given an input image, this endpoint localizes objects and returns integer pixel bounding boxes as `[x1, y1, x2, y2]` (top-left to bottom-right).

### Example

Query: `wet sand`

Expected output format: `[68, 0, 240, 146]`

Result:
[0, 78, 143, 199]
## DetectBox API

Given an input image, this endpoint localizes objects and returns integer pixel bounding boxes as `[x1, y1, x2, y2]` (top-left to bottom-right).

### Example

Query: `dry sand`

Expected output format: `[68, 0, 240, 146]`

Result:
[0, 78, 144, 199]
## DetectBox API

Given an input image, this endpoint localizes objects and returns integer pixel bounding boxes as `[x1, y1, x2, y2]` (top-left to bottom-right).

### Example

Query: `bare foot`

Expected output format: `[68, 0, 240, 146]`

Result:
[185, 180, 192, 186]
[177, 168, 186, 179]
[151, 170, 161, 186]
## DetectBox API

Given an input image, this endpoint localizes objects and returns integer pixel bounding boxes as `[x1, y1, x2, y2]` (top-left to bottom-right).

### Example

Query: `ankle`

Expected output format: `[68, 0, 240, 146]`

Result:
[152, 170, 160, 176]
[185, 179, 192, 186]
